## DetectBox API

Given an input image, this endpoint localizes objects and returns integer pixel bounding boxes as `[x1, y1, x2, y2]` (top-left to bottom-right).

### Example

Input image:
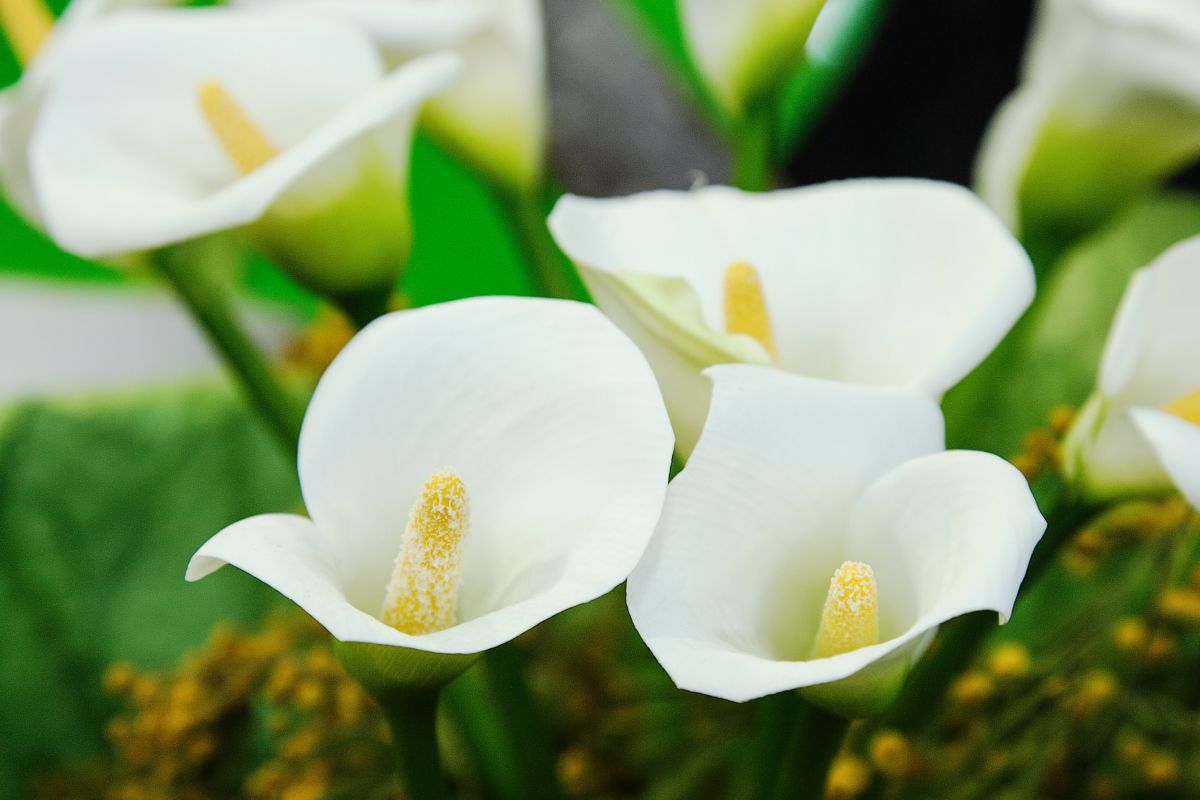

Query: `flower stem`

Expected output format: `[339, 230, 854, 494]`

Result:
[151, 247, 304, 458]
[497, 188, 576, 300]
[731, 107, 776, 192]
[445, 643, 564, 800]
[881, 494, 1098, 729]
[748, 692, 849, 799]
[374, 686, 450, 800]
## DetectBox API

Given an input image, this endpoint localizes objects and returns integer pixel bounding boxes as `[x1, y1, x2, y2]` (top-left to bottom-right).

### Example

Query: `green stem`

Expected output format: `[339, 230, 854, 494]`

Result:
[443, 644, 564, 800]
[748, 693, 849, 800]
[497, 189, 576, 300]
[731, 108, 776, 192]
[477, 643, 565, 800]
[882, 495, 1098, 730]
[151, 249, 304, 458]
[374, 687, 450, 800]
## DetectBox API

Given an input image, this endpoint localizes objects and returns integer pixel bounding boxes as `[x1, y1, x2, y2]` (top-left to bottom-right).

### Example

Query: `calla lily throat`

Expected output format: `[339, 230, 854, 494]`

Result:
[723, 260, 777, 361]
[814, 561, 881, 659]
[196, 79, 279, 175]
[381, 469, 471, 636]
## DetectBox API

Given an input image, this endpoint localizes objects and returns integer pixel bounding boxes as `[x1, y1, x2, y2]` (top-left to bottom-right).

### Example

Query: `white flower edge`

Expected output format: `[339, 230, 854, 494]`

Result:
[189, 296, 674, 657]
[1065, 235, 1200, 503]
[235, 0, 546, 189]
[628, 366, 1045, 706]
[28, 9, 459, 258]
[549, 180, 1035, 456]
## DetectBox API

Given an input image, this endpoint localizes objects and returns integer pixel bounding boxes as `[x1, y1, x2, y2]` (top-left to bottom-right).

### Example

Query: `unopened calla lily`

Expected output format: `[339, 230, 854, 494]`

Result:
[187, 297, 674, 688]
[1063, 236, 1200, 509]
[628, 365, 1045, 717]
[548, 180, 1035, 457]
[27, 7, 459, 306]
[976, 0, 1200, 246]
[680, 0, 828, 116]
[234, 0, 546, 191]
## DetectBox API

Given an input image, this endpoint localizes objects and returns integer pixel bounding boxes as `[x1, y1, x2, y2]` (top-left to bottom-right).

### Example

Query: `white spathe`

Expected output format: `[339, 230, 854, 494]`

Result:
[976, 0, 1200, 239]
[0, 0, 176, 222]
[548, 180, 1035, 457]
[188, 297, 674, 663]
[1063, 236, 1200, 508]
[628, 366, 1046, 712]
[234, 0, 545, 190]
[27, 8, 458, 297]
[679, 0, 828, 115]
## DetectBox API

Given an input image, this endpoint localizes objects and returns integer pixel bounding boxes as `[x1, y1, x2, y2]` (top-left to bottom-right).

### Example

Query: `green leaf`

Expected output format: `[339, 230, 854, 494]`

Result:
[0, 382, 300, 795]
[943, 192, 1200, 457]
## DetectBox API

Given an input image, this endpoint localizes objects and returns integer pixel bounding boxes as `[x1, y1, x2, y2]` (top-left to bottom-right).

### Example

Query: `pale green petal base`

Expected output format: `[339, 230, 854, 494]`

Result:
[799, 645, 914, 720]
[1062, 394, 1175, 504]
[335, 640, 479, 694]
[247, 147, 412, 302]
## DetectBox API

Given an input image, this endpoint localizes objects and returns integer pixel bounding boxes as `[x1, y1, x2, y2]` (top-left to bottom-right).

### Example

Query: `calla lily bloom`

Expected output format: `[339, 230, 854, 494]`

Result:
[628, 366, 1045, 716]
[0, 0, 174, 222]
[27, 8, 459, 303]
[548, 180, 1035, 457]
[234, 0, 545, 191]
[680, 0, 829, 116]
[187, 297, 674, 686]
[976, 0, 1200, 244]
[1063, 236, 1200, 508]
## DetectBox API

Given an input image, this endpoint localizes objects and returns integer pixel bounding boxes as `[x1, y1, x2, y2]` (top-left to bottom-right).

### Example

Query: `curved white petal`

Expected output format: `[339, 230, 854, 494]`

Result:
[29, 8, 457, 261]
[628, 366, 947, 702]
[550, 181, 1032, 454]
[1130, 408, 1200, 509]
[1098, 236, 1200, 404]
[237, 0, 545, 189]
[186, 514, 413, 646]
[278, 296, 673, 654]
[976, 0, 1200, 235]
[680, 0, 827, 114]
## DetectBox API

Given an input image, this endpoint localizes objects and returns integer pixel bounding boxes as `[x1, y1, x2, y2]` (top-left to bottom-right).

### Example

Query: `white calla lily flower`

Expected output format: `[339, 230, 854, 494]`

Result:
[548, 180, 1035, 457]
[187, 297, 674, 686]
[680, 0, 828, 115]
[976, 0, 1200, 242]
[27, 8, 459, 302]
[0, 0, 175, 222]
[234, 0, 545, 191]
[1063, 236, 1200, 508]
[628, 366, 1045, 715]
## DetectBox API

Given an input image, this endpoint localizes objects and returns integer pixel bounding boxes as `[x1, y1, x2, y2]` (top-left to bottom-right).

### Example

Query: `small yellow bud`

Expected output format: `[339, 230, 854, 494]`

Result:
[197, 79, 279, 175]
[380, 469, 470, 635]
[1163, 387, 1200, 426]
[987, 642, 1032, 681]
[813, 561, 880, 658]
[949, 671, 993, 707]
[723, 261, 777, 361]
[0, 0, 52, 67]
[869, 731, 911, 779]
[1113, 617, 1148, 653]
[1157, 587, 1200, 623]
[825, 756, 871, 800]
[1141, 752, 1180, 787]
[1047, 406, 1076, 434]
[1117, 733, 1148, 764]
[1072, 669, 1118, 716]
